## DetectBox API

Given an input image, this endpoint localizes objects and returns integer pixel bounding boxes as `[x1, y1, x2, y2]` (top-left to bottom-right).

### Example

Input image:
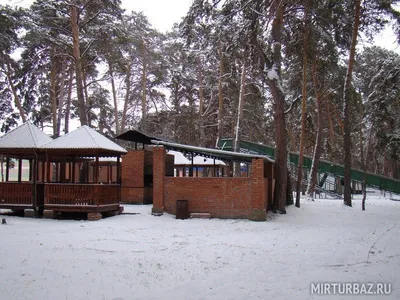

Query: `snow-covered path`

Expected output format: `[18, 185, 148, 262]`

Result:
[1, 193, 399, 300]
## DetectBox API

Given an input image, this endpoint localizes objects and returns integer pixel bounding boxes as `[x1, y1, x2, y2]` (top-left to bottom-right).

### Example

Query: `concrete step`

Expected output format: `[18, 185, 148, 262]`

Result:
[190, 213, 211, 219]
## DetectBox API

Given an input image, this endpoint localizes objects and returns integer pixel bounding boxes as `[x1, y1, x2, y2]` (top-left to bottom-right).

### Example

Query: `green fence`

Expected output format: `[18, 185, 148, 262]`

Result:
[218, 139, 400, 194]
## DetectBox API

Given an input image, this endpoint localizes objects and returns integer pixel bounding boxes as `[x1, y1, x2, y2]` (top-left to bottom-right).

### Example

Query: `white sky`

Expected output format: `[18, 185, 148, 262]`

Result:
[1, 0, 193, 32]
[2, 0, 399, 51]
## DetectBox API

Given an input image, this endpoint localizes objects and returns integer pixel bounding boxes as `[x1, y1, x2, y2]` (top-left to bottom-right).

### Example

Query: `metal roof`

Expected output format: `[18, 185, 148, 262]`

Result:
[115, 128, 274, 163]
[42, 125, 127, 154]
[116, 129, 161, 145]
[0, 122, 53, 149]
[151, 140, 275, 163]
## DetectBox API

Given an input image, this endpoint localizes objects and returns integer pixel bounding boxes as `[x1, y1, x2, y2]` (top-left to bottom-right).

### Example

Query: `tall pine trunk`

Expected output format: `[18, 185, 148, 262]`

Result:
[296, 2, 309, 207]
[197, 56, 205, 146]
[56, 58, 67, 137]
[268, 3, 287, 213]
[233, 60, 247, 177]
[141, 40, 147, 132]
[307, 60, 324, 197]
[217, 45, 224, 145]
[64, 66, 73, 134]
[121, 64, 132, 134]
[343, 0, 361, 207]
[50, 47, 58, 137]
[70, 3, 88, 126]
[109, 60, 120, 135]
[360, 121, 374, 211]
[82, 68, 91, 126]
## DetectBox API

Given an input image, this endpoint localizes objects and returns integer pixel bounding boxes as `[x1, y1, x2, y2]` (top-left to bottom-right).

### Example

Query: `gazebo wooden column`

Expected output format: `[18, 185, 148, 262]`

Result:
[94, 156, 99, 184]
[72, 160, 76, 183]
[18, 158, 22, 182]
[46, 154, 51, 182]
[29, 159, 33, 181]
[116, 156, 121, 184]
[106, 165, 110, 183]
[5, 157, 9, 182]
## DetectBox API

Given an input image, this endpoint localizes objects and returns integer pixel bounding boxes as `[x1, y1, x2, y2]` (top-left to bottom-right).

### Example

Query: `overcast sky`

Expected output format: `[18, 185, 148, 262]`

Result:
[1, 0, 193, 32]
[1, 0, 399, 50]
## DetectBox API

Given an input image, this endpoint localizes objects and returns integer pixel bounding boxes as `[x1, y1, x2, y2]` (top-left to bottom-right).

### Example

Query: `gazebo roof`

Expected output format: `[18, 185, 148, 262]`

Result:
[42, 125, 127, 155]
[0, 122, 53, 150]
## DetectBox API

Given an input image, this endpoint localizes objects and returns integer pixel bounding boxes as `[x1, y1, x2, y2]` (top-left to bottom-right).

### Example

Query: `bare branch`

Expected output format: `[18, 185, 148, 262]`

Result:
[284, 95, 301, 114]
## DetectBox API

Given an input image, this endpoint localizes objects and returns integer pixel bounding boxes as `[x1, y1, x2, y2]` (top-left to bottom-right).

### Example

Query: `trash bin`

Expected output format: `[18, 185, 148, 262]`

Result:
[176, 200, 189, 220]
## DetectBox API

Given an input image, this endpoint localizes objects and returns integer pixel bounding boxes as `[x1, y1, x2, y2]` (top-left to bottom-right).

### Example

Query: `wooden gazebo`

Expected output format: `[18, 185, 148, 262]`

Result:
[0, 122, 53, 214]
[0, 123, 127, 220]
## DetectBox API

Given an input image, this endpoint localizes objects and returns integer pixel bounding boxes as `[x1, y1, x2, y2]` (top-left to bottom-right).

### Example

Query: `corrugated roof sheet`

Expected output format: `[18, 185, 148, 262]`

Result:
[42, 125, 127, 154]
[151, 140, 275, 163]
[0, 122, 53, 149]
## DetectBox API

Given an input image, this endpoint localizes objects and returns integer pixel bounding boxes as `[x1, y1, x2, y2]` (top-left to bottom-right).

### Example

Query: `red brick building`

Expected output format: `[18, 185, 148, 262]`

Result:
[117, 130, 275, 221]
[151, 146, 274, 221]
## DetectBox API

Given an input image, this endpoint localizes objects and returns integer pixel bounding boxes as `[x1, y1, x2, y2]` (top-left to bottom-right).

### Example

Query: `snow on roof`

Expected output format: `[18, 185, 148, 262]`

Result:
[82, 157, 119, 162]
[42, 125, 127, 154]
[167, 150, 190, 165]
[193, 155, 226, 166]
[0, 122, 53, 149]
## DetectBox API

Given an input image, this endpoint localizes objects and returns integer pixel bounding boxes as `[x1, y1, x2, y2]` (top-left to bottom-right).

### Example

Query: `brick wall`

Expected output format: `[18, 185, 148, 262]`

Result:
[121, 150, 152, 204]
[164, 177, 253, 219]
[152, 147, 268, 221]
[152, 147, 165, 213]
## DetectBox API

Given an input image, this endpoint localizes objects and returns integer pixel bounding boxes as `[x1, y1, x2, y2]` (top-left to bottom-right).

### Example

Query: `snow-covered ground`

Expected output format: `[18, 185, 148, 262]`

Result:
[1, 191, 399, 300]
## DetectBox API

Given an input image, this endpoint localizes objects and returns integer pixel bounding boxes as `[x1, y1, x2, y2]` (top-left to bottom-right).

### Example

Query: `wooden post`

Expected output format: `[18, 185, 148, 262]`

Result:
[32, 154, 37, 214]
[91, 163, 95, 182]
[55, 162, 59, 182]
[5, 157, 9, 182]
[95, 156, 99, 184]
[46, 155, 50, 182]
[86, 162, 90, 183]
[72, 160, 76, 183]
[36, 159, 40, 182]
[68, 161, 72, 182]
[59, 161, 65, 182]
[116, 156, 121, 184]
[29, 159, 33, 181]
[18, 158, 22, 182]
[41, 161, 45, 182]
[189, 154, 194, 177]
[110, 164, 113, 183]
[213, 159, 216, 177]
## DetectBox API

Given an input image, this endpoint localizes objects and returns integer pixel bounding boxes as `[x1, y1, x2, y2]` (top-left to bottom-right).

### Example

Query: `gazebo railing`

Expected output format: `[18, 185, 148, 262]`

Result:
[45, 184, 120, 206]
[0, 182, 33, 206]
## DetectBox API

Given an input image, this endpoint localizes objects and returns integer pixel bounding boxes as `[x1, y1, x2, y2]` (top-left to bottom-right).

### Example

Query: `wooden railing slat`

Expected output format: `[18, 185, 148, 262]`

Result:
[44, 184, 119, 207]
